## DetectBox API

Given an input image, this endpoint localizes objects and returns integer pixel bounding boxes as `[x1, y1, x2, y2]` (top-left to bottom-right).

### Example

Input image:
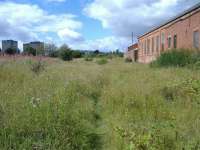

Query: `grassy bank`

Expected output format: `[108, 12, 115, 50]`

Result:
[0, 57, 199, 149]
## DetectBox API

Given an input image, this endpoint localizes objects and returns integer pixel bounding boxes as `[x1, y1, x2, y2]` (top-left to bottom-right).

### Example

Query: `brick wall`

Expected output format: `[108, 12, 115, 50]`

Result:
[124, 43, 138, 61]
[138, 9, 200, 63]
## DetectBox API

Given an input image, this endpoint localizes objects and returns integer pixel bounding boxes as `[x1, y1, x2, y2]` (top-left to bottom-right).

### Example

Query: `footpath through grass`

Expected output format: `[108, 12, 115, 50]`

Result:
[0, 57, 200, 149]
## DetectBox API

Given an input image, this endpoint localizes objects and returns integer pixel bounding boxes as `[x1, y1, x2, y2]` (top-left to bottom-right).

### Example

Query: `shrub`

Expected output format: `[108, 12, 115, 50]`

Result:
[96, 58, 108, 65]
[151, 49, 200, 67]
[30, 60, 45, 75]
[59, 45, 73, 61]
[125, 57, 133, 63]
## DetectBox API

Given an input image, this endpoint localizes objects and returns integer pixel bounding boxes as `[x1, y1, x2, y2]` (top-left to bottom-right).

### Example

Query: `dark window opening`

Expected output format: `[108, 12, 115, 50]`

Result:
[193, 30, 199, 49]
[168, 36, 171, 49]
[156, 36, 159, 52]
[152, 37, 154, 53]
[174, 35, 177, 49]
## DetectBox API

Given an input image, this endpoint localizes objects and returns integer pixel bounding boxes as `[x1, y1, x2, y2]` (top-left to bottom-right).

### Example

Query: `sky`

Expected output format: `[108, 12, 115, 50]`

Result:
[0, 0, 199, 52]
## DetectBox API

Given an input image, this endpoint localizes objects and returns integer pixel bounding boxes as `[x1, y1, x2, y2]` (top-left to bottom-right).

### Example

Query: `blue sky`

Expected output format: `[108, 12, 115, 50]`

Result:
[0, 0, 199, 51]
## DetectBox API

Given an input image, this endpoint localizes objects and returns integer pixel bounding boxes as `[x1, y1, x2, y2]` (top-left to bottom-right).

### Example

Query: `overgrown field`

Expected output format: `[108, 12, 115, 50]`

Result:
[0, 57, 199, 150]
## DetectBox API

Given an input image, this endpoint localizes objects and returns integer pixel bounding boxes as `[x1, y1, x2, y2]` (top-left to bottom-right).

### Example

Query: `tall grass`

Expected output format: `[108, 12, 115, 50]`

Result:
[0, 57, 200, 149]
[151, 49, 200, 67]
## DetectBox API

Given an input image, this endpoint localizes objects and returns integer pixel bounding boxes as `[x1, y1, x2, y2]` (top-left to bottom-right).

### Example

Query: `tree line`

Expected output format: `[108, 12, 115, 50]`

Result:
[1, 44, 124, 61]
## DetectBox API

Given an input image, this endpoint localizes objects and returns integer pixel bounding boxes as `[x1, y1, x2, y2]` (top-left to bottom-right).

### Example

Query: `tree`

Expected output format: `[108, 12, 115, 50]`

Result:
[24, 47, 36, 56]
[72, 50, 83, 58]
[94, 50, 100, 55]
[5, 48, 17, 55]
[49, 50, 59, 58]
[44, 43, 57, 56]
[59, 44, 73, 61]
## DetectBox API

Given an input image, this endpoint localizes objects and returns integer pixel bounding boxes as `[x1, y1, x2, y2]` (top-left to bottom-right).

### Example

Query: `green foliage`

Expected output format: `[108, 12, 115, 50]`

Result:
[72, 50, 83, 58]
[24, 47, 36, 56]
[96, 58, 108, 65]
[59, 44, 73, 61]
[113, 49, 124, 57]
[5, 48, 17, 55]
[151, 49, 200, 67]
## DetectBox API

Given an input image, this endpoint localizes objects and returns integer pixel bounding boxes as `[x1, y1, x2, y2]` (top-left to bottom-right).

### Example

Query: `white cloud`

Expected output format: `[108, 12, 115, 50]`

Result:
[58, 28, 84, 42]
[84, 0, 199, 38]
[0, 1, 82, 49]
[71, 36, 130, 52]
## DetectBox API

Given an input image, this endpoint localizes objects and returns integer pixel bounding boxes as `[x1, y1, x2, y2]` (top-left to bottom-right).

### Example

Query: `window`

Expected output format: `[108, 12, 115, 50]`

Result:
[174, 35, 177, 49]
[152, 37, 154, 53]
[156, 36, 159, 52]
[147, 39, 150, 54]
[154, 37, 156, 52]
[161, 33, 165, 44]
[142, 42, 144, 55]
[193, 30, 199, 49]
[168, 36, 172, 48]
[161, 33, 165, 51]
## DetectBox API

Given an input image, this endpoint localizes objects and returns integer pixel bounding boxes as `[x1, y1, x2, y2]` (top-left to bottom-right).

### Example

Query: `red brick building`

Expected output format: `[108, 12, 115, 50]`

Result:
[124, 43, 138, 61]
[137, 2, 200, 63]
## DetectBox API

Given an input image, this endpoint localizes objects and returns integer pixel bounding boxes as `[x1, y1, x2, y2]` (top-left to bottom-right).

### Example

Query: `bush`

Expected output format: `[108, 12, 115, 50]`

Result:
[72, 50, 82, 58]
[96, 58, 108, 65]
[59, 45, 73, 61]
[151, 49, 200, 67]
[5, 48, 17, 55]
[125, 57, 133, 63]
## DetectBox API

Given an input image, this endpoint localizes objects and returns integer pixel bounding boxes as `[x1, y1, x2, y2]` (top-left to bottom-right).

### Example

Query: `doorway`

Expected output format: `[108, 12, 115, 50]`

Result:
[134, 50, 138, 62]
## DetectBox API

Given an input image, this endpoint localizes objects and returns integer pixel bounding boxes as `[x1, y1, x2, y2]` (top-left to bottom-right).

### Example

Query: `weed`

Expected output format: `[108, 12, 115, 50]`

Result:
[125, 57, 133, 63]
[30, 59, 45, 75]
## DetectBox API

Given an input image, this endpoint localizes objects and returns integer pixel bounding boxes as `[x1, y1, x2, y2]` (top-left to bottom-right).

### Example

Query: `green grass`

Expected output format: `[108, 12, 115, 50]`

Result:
[96, 58, 108, 65]
[0, 57, 200, 149]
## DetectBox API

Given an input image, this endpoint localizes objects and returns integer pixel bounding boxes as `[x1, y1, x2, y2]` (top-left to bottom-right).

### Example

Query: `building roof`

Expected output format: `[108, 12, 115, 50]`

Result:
[2, 40, 17, 42]
[30, 41, 44, 44]
[128, 43, 138, 51]
[139, 2, 200, 38]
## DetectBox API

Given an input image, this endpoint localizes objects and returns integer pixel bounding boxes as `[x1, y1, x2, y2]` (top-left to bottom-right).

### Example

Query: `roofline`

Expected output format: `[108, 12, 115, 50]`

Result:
[138, 2, 200, 39]
[2, 40, 18, 42]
